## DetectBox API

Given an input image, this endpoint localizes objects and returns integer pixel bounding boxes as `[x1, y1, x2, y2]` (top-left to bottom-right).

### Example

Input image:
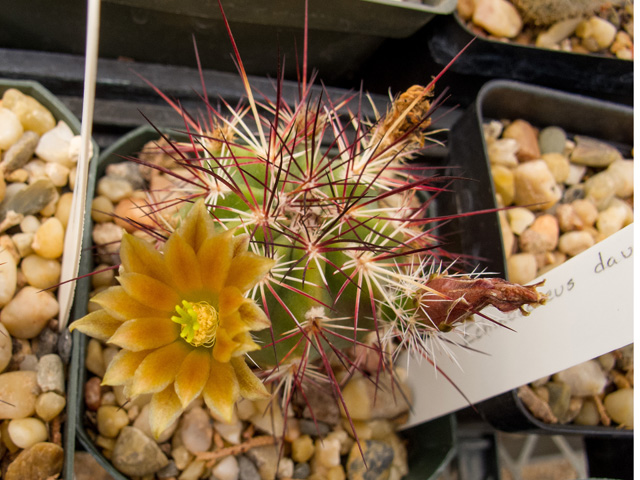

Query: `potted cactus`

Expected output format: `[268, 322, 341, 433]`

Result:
[68, 3, 545, 478]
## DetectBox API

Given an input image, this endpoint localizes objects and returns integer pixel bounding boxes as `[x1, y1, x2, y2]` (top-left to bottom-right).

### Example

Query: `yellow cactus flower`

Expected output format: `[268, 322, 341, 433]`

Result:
[70, 200, 275, 437]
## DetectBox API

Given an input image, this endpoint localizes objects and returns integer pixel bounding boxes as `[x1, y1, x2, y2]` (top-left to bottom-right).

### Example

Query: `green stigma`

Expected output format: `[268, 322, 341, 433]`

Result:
[171, 300, 219, 347]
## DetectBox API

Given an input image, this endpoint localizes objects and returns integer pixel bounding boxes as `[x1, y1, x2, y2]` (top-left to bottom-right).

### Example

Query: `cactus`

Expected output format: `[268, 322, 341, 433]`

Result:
[72, 1, 546, 440]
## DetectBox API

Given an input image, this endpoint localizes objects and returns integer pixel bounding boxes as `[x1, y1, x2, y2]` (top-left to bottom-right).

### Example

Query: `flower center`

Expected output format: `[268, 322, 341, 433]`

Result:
[171, 300, 219, 347]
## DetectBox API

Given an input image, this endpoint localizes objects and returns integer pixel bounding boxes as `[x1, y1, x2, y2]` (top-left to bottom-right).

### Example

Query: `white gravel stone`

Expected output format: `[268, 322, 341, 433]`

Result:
[211, 455, 240, 480]
[558, 231, 595, 257]
[0, 370, 38, 419]
[553, 360, 608, 396]
[604, 388, 633, 428]
[35, 120, 75, 167]
[472, 0, 523, 38]
[514, 160, 562, 211]
[0, 323, 12, 373]
[36, 354, 65, 394]
[20, 254, 61, 290]
[0, 286, 59, 339]
[0, 108, 24, 150]
[0, 247, 17, 306]
[35, 391, 66, 421]
[19, 215, 41, 233]
[31, 217, 64, 259]
[7, 417, 48, 449]
[507, 252, 538, 285]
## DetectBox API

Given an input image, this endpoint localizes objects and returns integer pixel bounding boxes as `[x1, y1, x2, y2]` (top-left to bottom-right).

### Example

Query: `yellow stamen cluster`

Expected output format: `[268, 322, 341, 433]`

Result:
[172, 300, 219, 347]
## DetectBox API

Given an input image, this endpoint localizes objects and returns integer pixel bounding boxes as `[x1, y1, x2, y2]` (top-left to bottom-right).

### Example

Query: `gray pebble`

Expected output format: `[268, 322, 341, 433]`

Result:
[298, 419, 331, 437]
[156, 460, 180, 479]
[57, 329, 73, 365]
[237, 455, 261, 480]
[111, 426, 169, 476]
[562, 185, 585, 203]
[106, 161, 147, 190]
[538, 126, 567, 155]
[32, 327, 59, 358]
[571, 135, 622, 167]
[0, 178, 57, 220]
[298, 383, 341, 425]
[1, 131, 40, 172]
[347, 440, 394, 480]
[292, 462, 311, 479]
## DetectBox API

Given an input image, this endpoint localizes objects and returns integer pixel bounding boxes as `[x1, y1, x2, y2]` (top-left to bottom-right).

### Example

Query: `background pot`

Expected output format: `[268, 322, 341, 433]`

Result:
[1, 0, 456, 87]
[427, 13, 633, 104]
[0, 78, 99, 480]
[446, 79, 633, 476]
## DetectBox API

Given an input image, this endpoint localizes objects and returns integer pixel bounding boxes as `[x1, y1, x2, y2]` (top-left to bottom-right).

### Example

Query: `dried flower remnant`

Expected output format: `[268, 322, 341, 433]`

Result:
[417, 274, 547, 332]
[70, 200, 275, 437]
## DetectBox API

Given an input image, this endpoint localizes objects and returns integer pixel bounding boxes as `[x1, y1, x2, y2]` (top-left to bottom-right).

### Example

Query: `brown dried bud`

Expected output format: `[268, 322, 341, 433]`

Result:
[416, 274, 546, 331]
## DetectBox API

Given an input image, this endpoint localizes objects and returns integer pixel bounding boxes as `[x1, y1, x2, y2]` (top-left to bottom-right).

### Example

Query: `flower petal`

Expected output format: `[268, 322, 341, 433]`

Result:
[177, 199, 215, 253]
[225, 252, 275, 293]
[231, 332, 261, 355]
[231, 357, 270, 400]
[149, 385, 184, 439]
[164, 232, 202, 292]
[69, 310, 123, 341]
[109, 317, 180, 351]
[129, 340, 191, 396]
[218, 286, 245, 317]
[197, 230, 234, 294]
[238, 300, 271, 331]
[174, 348, 211, 407]
[212, 327, 239, 363]
[102, 349, 149, 386]
[221, 310, 250, 340]
[92, 286, 168, 320]
[119, 272, 181, 313]
[119, 233, 173, 285]
[202, 359, 239, 423]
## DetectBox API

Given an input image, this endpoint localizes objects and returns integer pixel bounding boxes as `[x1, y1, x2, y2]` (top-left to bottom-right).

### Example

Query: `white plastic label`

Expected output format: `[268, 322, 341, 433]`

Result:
[403, 223, 633, 428]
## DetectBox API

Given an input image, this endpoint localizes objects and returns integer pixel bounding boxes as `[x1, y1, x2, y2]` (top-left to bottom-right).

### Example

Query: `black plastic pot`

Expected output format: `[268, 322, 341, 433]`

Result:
[1, 0, 456, 87]
[73, 124, 458, 479]
[0, 78, 99, 480]
[427, 13, 633, 104]
[447, 79, 633, 438]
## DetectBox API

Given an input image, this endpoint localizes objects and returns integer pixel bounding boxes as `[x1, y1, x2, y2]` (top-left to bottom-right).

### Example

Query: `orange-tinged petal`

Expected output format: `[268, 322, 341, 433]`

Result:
[202, 359, 238, 423]
[177, 199, 215, 253]
[212, 327, 239, 363]
[102, 349, 149, 386]
[231, 357, 269, 400]
[238, 300, 271, 331]
[69, 310, 124, 341]
[221, 311, 250, 340]
[232, 233, 250, 256]
[109, 317, 180, 351]
[197, 230, 234, 294]
[174, 348, 211, 407]
[164, 233, 202, 292]
[92, 286, 168, 319]
[119, 272, 181, 313]
[225, 252, 275, 293]
[120, 233, 173, 285]
[129, 340, 191, 396]
[231, 332, 261, 355]
[149, 385, 184, 439]
[218, 286, 245, 317]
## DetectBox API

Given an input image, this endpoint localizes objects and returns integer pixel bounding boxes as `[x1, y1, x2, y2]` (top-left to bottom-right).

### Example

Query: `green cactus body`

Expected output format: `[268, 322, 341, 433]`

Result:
[131, 74, 546, 401]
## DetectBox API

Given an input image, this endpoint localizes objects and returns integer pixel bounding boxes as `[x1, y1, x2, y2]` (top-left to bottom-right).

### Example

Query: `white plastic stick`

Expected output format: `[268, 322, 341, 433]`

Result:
[58, 0, 101, 330]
